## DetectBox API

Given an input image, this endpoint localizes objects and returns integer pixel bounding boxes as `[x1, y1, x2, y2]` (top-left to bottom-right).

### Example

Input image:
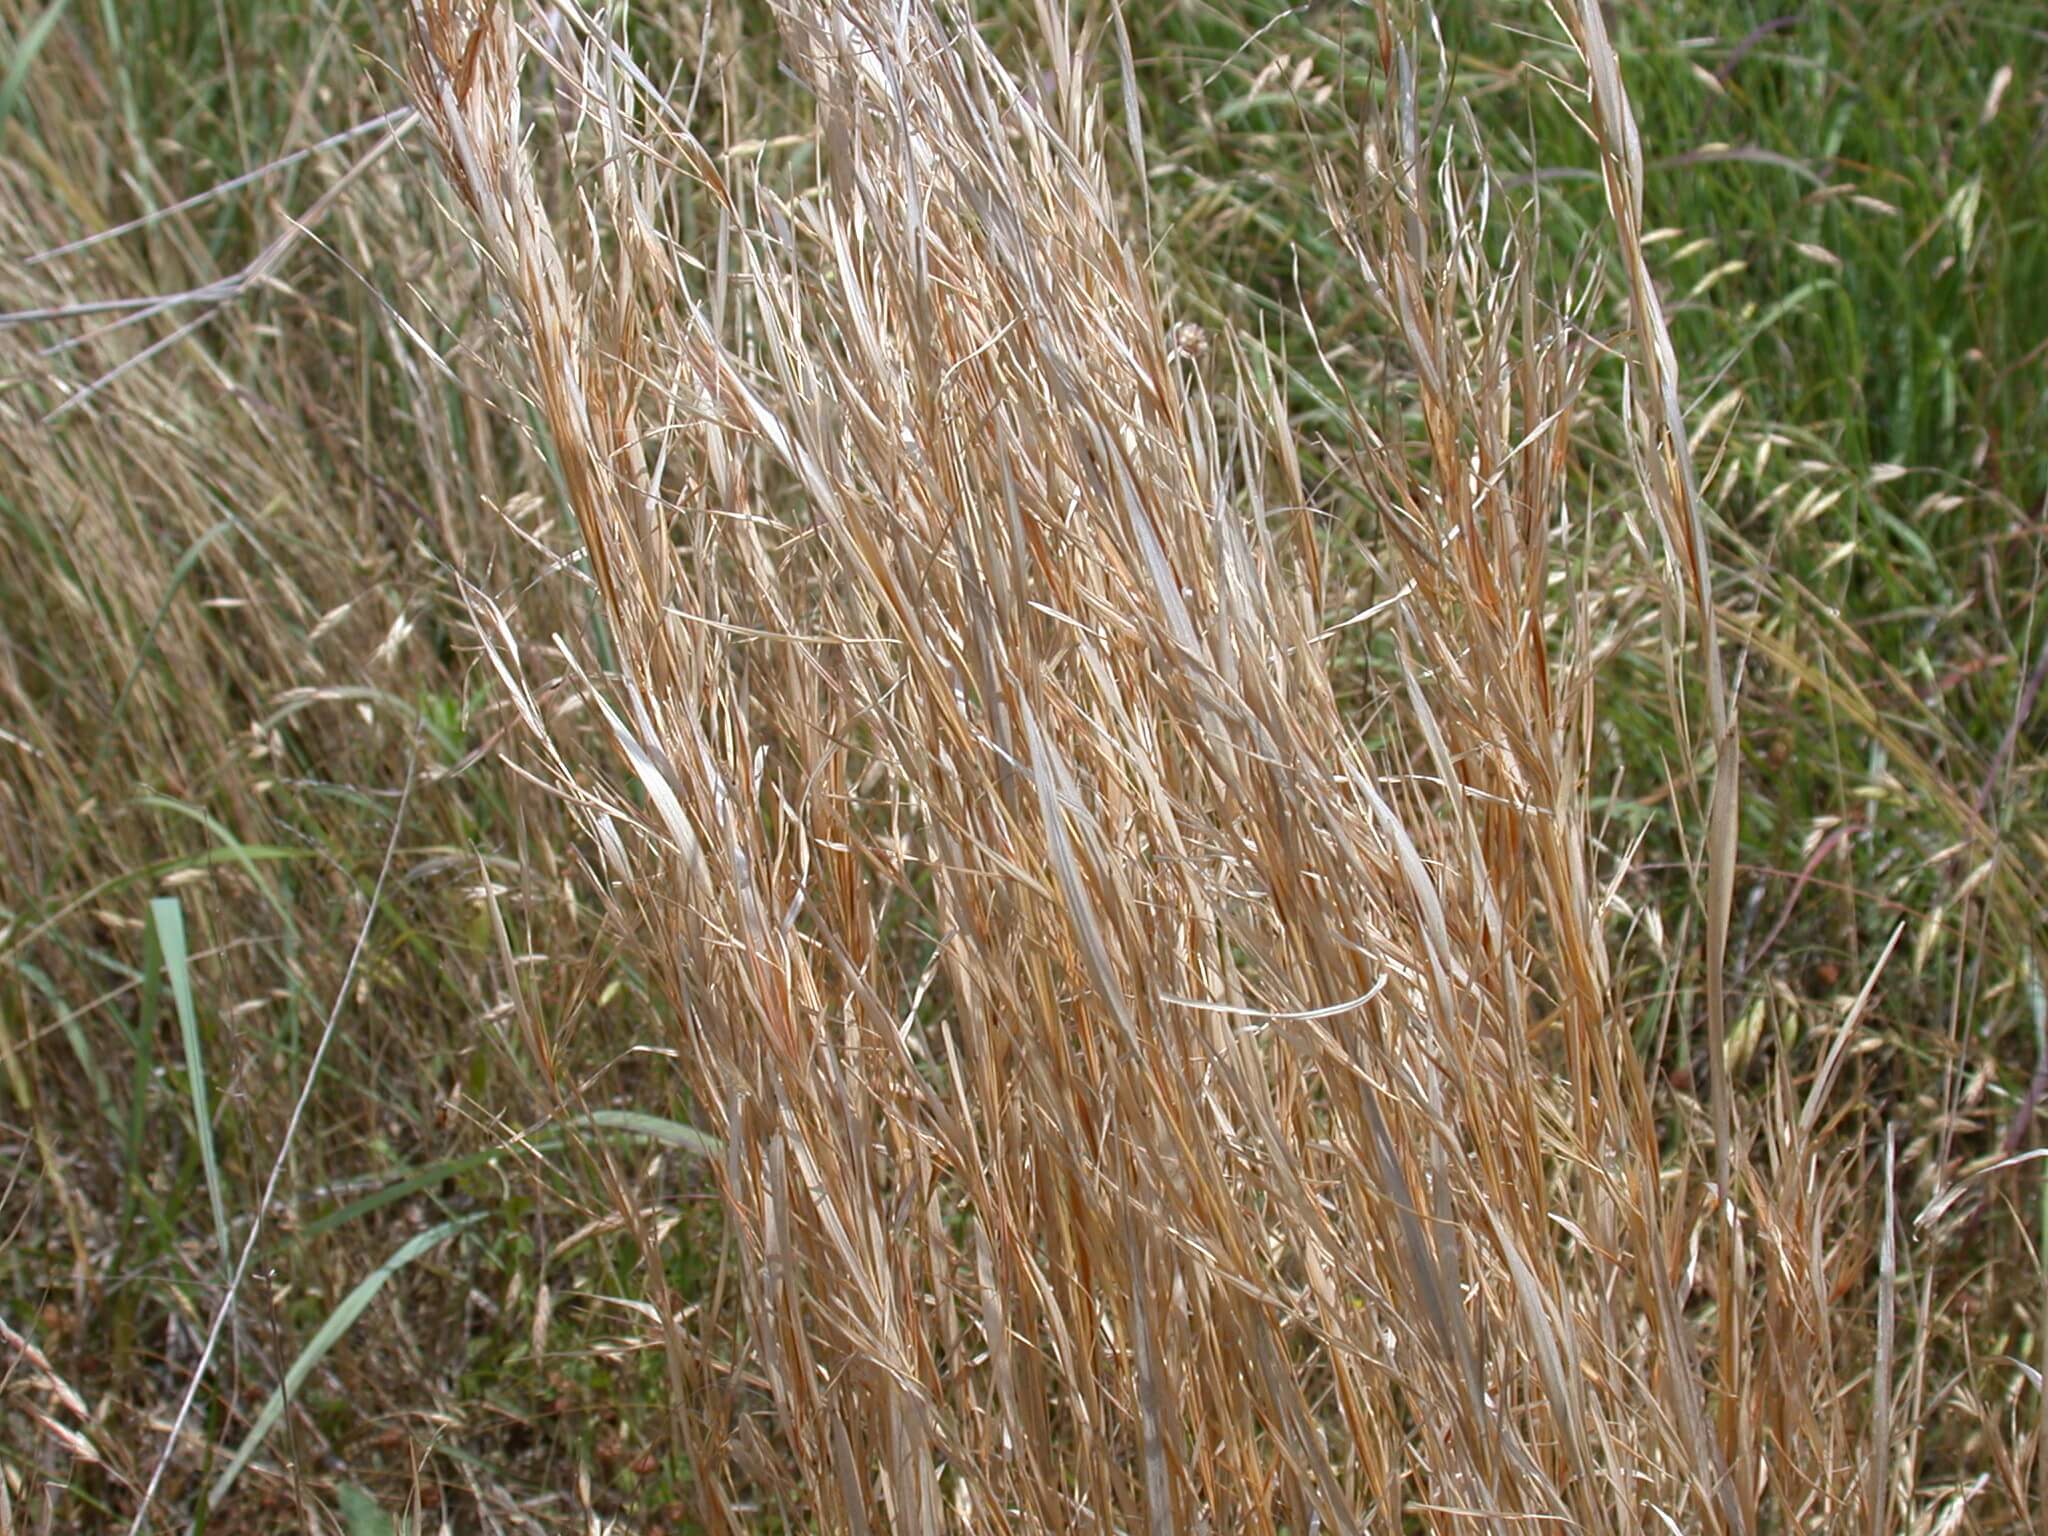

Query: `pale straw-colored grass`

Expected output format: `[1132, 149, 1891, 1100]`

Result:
[406, 0, 1913, 1527]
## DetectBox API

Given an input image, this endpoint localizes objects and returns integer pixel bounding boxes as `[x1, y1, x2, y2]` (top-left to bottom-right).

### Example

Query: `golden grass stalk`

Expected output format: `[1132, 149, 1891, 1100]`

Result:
[405, 0, 1901, 1526]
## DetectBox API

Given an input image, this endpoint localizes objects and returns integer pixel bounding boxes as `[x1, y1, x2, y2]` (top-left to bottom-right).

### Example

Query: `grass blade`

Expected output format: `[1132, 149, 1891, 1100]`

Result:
[153, 895, 230, 1272]
[0, 0, 75, 128]
[205, 1213, 485, 1509]
[568, 1109, 722, 1160]
[300, 1112, 721, 1241]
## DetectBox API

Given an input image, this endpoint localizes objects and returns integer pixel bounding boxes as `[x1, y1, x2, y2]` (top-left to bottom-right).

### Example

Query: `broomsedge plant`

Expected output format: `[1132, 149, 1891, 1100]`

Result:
[402, 0, 1918, 1528]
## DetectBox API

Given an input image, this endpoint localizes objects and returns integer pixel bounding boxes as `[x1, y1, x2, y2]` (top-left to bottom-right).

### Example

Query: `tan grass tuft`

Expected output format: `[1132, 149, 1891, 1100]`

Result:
[405, 1, 1916, 1528]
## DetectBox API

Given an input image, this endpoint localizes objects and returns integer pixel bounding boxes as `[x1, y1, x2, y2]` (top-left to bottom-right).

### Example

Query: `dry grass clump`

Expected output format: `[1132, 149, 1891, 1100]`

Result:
[402, 0, 1963, 1527]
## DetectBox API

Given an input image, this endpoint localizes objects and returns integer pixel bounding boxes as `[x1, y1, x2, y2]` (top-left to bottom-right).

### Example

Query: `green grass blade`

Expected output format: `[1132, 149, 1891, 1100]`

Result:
[299, 1112, 723, 1241]
[206, 1213, 484, 1510]
[569, 1109, 722, 1159]
[8, 957, 112, 1124]
[298, 1149, 510, 1242]
[336, 1484, 396, 1536]
[134, 795, 296, 932]
[95, 519, 240, 768]
[0, 0, 76, 128]
[0, 844, 313, 964]
[153, 896, 230, 1271]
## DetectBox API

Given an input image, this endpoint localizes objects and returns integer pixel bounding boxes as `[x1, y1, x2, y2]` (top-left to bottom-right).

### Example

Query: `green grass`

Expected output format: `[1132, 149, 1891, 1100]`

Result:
[1119, 1, 2044, 1209]
[1, 0, 2043, 1528]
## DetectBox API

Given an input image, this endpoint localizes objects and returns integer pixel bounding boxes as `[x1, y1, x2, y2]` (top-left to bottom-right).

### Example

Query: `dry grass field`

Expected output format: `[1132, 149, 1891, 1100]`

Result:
[1, 1, 2043, 1531]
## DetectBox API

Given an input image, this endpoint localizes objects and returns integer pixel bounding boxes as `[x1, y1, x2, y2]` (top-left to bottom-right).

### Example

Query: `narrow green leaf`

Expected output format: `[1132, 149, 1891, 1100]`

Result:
[10, 957, 112, 1123]
[570, 1108, 722, 1159]
[336, 1483, 396, 1536]
[299, 1149, 508, 1242]
[300, 1112, 721, 1240]
[207, 1214, 485, 1509]
[154, 896, 231, 1271]
[0, 0, 76, 128]
[95, 518, 239, 774]
[1, 844, 313, 965]
[134, 795, 295, 934]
